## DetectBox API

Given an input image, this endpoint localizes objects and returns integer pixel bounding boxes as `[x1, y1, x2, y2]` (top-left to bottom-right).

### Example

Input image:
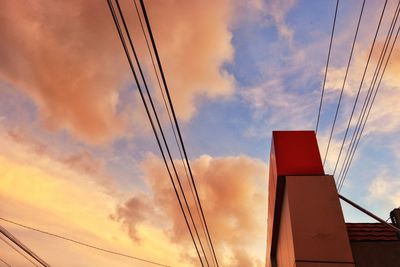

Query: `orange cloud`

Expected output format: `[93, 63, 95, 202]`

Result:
[114, 153, 267, 266]
[0, 127, 183, 266]
[320, 31, 400, 136]
[0, 0, 236, 144]
[358, 41, 400, 135]
[372, 41, 400, 86]
[132, 0, 235, 121]
[3, 128, 117, 192]
[0, 1, 130, 144]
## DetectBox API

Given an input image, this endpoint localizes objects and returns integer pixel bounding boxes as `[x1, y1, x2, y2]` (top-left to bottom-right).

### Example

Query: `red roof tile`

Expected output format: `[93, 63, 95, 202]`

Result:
[346, 223, 399, 241]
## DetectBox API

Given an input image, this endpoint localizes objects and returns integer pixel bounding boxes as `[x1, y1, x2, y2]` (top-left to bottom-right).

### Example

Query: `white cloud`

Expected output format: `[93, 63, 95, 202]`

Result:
[368, 169, 400, 207]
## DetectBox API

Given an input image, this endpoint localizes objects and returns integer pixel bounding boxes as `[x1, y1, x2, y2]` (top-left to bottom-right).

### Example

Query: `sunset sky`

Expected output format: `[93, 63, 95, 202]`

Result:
[1, 0, 400, 266]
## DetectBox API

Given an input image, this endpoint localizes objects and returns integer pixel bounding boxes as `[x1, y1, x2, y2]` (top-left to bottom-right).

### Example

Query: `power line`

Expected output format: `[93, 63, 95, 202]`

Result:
[332, 0, 388, 180]
[338, 0, 400, 190]
[112, 0, 210, 265]
[107, 1, 204, 265]
[337, 7, 400, 191]
[130, 0, 215, 264]
[323, 0, 366, 166]
[337, 0, 400, 190]
[0, 217, 170, 267]
[138, 1, 220, 266]
[0, 224, 50, 267]
[130, 0, 182, 161]
[113, 0, 211, 265]
[0, 255, 12, 267]
[0, 234, 38, 267]
[0, 258, 11, 267]
[316, 0, 340, 134]
[106, 1, 206, 265]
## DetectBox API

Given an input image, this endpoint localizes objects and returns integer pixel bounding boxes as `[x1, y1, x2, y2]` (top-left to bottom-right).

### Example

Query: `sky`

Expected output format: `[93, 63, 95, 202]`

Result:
[1, 0, 400, 266]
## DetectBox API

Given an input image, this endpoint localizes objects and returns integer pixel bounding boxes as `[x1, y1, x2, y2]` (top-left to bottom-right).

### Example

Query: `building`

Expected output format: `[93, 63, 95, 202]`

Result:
[347, 223, 400, 267]
[266, 131, 400, 267]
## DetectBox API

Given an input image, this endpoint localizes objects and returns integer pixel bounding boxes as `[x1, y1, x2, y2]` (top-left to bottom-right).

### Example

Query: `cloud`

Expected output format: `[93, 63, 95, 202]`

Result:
[320, 1, 400, 136]
[361, 42, 400, 135]
[241, 79, 317, 139]
[376, 41, 400, 86]
[2, 128, 117, 192]
[0, 143, 128, 267]
[0, 0, 236, 143]
[368, 169, 400, 207]
[310, 38, 400, 179]
[262, 0, 296, 41]
[139, 0, 235, 121]
[323, 45, 367, 97]
[0, 1, 131, 144]
[240, 0, 296, 41]
[238, 81, 346, 175]
[313, 34, 400, 176]
[0, 125, 187, 266]
[111, 194, 155, 242]
[322, 38, 400, 138]
[113, 153, 267, 266]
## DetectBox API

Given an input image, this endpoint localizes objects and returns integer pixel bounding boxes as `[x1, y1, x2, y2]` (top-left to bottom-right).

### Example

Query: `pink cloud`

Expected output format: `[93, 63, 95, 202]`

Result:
[113, 153, 267, 266]
[0, 1, 130, 144]
[0, 0, 236, 144]
[130, 0, 235, 121]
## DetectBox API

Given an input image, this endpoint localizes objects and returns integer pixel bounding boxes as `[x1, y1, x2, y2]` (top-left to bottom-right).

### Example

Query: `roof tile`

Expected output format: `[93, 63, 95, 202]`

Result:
[346, 223, 399, 241]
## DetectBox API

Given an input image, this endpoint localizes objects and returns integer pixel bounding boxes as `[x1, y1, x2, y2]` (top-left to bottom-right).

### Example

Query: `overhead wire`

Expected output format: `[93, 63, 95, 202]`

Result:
[337, 0, 400, 190]
[0, 217, 170, 267]
[131, 0, 183, 162]
[112, 0, 210, 265]
[130, 0, 215, 264]
[106, 0, 206, 265]
[323, 0, 366, 166]
[331, 0, 388, 181]
[0, 234, 38, 267]
[338, 4, 400, 191]
[138, 0, 220, 266]
[0, 224, 50, 267]
[316, 0, 340, 134]
[0, 256, 11, 267]
[340, 35, 400, 190]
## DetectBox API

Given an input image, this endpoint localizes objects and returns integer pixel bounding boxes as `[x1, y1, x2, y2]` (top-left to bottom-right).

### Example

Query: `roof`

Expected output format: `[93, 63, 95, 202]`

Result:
[346, 223, 399, 241]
